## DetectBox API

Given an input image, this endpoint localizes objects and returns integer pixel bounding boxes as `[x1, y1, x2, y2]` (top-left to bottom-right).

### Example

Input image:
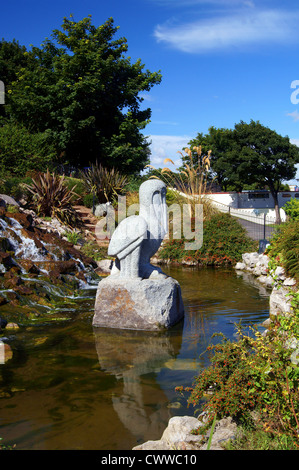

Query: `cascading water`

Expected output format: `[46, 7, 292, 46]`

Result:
[0, 211, 100, 325]
[2, 217, 49, 263]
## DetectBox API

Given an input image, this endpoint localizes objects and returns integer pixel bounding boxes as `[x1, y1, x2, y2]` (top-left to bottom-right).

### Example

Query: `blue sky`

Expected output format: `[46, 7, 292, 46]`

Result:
[1, 0, 299, 183]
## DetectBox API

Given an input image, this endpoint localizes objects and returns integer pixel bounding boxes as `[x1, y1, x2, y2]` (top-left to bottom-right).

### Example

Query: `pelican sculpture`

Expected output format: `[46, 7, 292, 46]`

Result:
[108, 179, 168, 279]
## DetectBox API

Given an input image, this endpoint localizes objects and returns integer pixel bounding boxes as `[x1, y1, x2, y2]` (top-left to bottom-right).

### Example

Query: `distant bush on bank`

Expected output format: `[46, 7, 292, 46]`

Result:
[159, 212, 257, 266]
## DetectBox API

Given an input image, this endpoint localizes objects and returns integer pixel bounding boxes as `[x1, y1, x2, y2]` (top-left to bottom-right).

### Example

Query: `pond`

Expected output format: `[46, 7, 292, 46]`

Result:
[0, 266, 271, 450]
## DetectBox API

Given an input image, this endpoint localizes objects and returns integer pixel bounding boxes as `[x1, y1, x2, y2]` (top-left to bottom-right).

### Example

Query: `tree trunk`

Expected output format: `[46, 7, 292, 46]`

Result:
[272, 190, 281, 224]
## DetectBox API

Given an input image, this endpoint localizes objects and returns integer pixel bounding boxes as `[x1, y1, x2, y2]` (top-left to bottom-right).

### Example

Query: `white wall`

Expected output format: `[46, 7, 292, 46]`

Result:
[207, 191, 299, 210]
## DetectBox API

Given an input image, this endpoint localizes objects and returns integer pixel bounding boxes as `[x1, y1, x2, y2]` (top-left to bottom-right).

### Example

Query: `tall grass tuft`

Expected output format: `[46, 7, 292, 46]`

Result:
[79, 161, 128, 205]
[146, 146, 217, 220]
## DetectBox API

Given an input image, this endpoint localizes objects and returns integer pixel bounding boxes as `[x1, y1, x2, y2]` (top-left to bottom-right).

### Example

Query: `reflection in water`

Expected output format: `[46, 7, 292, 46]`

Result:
[94, 327, 182, 441]
[0, 267, 271, 450]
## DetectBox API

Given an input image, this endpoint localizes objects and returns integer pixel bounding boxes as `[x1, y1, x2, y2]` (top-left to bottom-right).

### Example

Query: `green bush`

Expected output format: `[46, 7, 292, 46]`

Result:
[266, 219, 299, 281]
[83, 193, 99, 209]
[0, 175, 33, 201]
[0, 122, 57, 176]
[177, 303, 299, 449]
[159, 212, 257, 266]
[283, 198, 299, 220]
[63, 230, 80, 245]
[64, 177, 87, 203]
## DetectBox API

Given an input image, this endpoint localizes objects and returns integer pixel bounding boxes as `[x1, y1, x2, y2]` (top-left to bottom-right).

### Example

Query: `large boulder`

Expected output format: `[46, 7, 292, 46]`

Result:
[133, 416, 203, 450]
[93, 276, 184, 331]
[133, 414, 239, 451]
[0, 194, 19, 207]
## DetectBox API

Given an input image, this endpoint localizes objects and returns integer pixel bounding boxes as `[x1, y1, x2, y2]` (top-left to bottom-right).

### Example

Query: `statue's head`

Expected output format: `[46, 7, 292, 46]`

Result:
[139, 179, 168, 237]
[139, 179, 166, 206]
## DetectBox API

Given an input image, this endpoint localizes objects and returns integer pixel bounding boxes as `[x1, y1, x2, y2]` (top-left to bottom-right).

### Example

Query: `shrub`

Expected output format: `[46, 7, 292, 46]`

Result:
[0, 122, 56, 176]
[79, 161, 128, 204]
[80, 241, 109, 261]
[266, 219, 299, 281]
[25, 170, 81, 226]
[64, 177, 87, 204]
[83, 193, 99, 209]
[0, 175, 33, 201]
[283, 198, 299, 220]
[177, 311, 299, 449]
[62, 230, 81, 245]
[159, 212, 257, 265]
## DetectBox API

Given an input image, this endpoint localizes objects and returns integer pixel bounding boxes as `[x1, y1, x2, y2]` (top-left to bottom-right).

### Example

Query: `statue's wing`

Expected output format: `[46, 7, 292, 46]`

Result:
[108, 215, 147, 260]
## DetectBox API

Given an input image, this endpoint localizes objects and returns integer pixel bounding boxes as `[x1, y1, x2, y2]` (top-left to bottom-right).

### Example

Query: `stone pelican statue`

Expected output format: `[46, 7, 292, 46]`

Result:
[108, 179, 168, 279]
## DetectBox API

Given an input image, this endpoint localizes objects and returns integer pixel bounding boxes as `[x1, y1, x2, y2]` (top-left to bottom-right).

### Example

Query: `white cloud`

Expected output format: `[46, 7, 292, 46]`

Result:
[139, 93, 154, 102]
[146, 134, 193, 168]
[287, 111, 299, 122]
[154, 9, 299, 53]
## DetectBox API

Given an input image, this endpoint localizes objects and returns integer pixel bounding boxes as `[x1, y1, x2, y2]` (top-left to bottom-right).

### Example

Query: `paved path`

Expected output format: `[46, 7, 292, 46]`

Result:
[232, 216, 276, 241]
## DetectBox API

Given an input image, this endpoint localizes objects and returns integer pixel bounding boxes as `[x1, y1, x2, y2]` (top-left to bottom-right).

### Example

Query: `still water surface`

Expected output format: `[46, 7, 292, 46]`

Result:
[0, 266, 270, 450]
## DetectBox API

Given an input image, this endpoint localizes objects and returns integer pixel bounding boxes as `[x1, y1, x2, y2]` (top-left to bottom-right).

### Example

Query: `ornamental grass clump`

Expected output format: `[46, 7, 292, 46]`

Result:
[79, 161, 128, 204]
[146, 146, 217, 220]
[25, 169, 81, 226]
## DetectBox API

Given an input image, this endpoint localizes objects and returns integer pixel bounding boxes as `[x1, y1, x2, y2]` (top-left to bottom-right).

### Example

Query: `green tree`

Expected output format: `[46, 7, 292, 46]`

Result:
[189, 121, 299, 223]
[0, 122, 56, 177]
[0, 39, 34, 119]
[4, 16, 162, 174]
[232, 120, 299, 223]
[187, 128, 240, 191]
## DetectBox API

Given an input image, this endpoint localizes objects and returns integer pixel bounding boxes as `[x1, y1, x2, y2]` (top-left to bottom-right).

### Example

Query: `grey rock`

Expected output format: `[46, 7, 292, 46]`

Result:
[269, 286, 292, 316]
[274, 266, 286, 281]
[258, 254, 269, 267]
[0, 194, 19, 207]
[200, 417, 238, 450]
[291, 348, 299, 365]
[93, 275, 184, 331]
[242, 252, 259, 268]
[95, 259, 113, 275]
[133, 415, 238, 451]
[161, 416, 203, 448]
[235, 262, 245, 270]
[283, 277, 296, 286]
[252, 266, 262, 276]
[133, 416, 203, 451]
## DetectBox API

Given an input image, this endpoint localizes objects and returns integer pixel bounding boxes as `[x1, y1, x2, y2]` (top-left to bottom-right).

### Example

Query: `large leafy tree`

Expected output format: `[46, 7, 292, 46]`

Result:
[3, 16, 162, 174]
[187, 128, 240, 191]
[189, 121, 299, 223]
[0, 39, 34, 119]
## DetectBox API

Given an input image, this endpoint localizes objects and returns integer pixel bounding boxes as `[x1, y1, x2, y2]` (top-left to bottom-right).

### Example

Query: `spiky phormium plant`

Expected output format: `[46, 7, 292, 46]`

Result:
[25, 169, 81, 226]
